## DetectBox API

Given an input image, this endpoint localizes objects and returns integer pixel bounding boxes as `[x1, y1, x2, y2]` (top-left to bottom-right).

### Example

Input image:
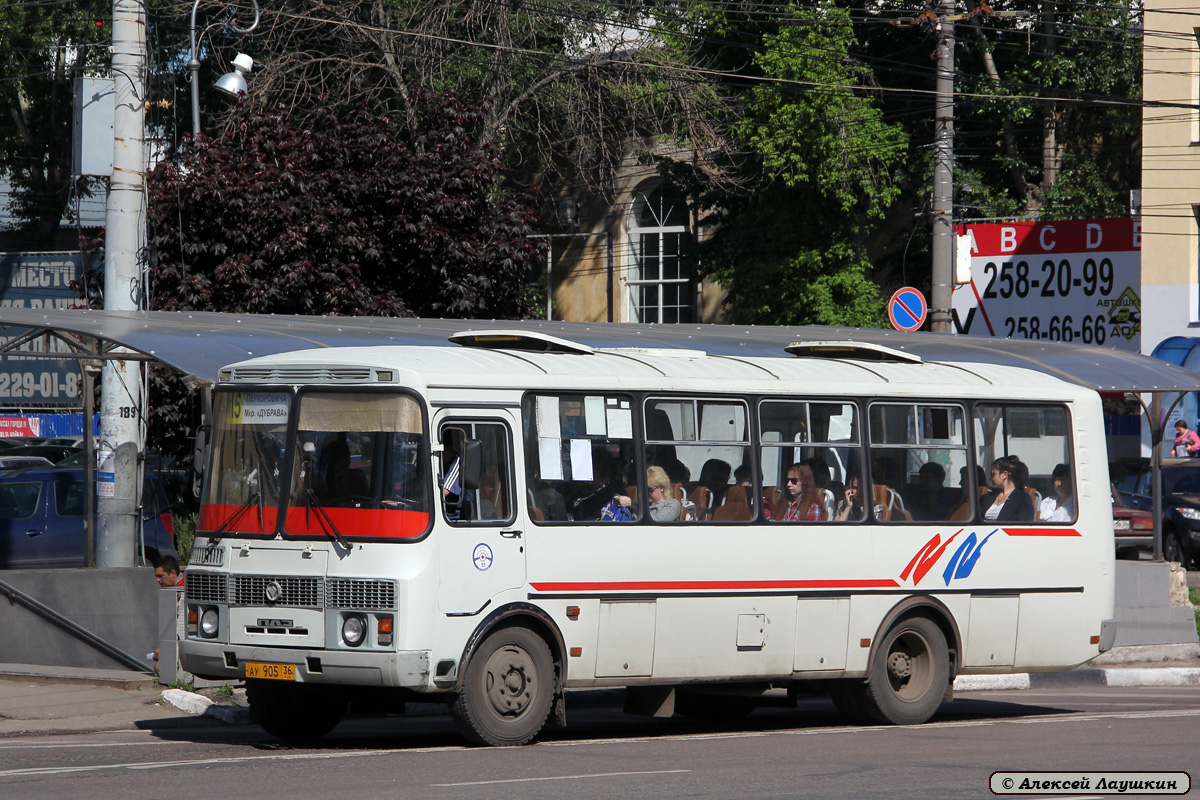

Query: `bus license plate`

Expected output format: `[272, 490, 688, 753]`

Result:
[245, 662, 296, 681]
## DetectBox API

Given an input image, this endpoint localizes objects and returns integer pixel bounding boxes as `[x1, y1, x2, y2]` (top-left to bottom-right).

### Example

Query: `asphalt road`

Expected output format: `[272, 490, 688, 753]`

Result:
[0, 686, 1197, 799]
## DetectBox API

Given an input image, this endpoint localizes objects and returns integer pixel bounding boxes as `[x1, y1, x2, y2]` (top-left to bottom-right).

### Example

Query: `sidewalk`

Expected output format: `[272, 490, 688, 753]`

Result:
[1, 646, 1197, 739]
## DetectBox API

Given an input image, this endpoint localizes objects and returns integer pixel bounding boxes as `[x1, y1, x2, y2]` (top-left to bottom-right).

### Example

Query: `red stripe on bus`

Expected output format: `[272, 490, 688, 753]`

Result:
[284, 507, 430, 539]
[198, 504, 429, 539]
[1003, 528, 1082, 537]
[530, 579, 900, 592]
[199, 504, 279, 535]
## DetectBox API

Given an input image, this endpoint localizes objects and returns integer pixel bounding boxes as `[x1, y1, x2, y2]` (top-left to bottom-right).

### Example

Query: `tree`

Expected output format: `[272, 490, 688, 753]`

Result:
[660, 1, 908, 325]
[146, 93, 542, 318]
[140, 92, 542, 462]
[0, 1, 110, 245]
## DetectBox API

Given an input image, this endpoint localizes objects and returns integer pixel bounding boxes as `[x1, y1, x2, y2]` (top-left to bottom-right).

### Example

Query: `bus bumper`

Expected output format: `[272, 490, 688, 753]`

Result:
[180, 639, 432, 688]
[1099, 618, 1117, 653]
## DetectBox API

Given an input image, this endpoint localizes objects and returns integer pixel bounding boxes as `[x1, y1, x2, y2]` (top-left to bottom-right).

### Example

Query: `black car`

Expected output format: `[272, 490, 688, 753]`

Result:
[1110, 457, 1200, 569]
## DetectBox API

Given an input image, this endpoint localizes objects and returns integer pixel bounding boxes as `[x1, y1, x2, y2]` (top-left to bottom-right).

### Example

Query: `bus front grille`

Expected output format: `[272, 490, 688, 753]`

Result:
[186, 570, 228, 603]
[232, 575, 322, 608]
[326, 578, 397, 610]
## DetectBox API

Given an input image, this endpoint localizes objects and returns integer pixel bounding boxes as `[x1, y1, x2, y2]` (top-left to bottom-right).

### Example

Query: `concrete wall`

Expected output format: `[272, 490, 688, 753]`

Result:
[0, 567, 158, 671]
[1112, 561, 1197, 647]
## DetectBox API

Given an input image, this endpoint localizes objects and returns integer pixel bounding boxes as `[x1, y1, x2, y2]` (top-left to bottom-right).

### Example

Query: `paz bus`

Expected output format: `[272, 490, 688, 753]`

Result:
[179, 329, 1117, 745]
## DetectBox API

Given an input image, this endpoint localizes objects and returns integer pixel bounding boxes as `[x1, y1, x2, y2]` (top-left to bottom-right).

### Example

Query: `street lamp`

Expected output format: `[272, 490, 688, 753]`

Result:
[189, 0, 261, 136]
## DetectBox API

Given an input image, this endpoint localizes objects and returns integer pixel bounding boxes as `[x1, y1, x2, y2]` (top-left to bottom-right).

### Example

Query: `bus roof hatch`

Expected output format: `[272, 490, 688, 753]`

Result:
[785, 340, 924, 364]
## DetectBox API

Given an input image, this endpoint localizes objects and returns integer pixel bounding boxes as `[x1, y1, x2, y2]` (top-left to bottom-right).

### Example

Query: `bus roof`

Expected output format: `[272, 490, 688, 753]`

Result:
[0, 309, 1193, 393]
[218, 342, 1090, 401]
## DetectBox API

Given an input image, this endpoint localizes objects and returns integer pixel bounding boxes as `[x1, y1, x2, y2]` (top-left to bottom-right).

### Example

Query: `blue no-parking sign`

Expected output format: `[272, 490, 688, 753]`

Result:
[888, 287, 928, 332]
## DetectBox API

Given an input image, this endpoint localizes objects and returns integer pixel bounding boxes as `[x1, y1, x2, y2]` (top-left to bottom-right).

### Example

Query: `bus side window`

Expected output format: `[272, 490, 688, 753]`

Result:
[441, 421, 514, 525]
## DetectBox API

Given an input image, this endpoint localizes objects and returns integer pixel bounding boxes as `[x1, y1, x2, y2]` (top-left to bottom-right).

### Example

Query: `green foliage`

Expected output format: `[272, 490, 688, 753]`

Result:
[738, 3, 907, 217]
[214, 683, 235, 698]
[174, 513, 196, 567]
[167, 679, 195, 692]
[661, 1, 905, 325]
[0, 0, 109, 243]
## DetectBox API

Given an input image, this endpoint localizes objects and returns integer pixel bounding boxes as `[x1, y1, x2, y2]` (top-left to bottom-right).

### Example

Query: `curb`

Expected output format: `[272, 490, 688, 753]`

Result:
[954, 667, 1200, 691]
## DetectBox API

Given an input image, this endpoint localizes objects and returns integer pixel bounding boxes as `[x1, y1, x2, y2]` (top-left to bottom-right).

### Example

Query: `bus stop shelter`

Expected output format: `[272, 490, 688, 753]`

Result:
[2, 307, 1200, 563]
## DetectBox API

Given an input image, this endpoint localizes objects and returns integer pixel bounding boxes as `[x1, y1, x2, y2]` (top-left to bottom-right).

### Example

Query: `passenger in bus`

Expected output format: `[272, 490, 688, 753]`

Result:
[911, 462, 957, 520]
[983, 455, 1035, 521]
[1038, 463, 1075, 522]
[835, 474, 864, 521]
[572, 446, 627, 521]
[780, 463, 825, 521]
[803, 456, 837, 519]
[326, 440, 369, 502]
[692, 459, 732, 520]
[613, 466, 681, 522]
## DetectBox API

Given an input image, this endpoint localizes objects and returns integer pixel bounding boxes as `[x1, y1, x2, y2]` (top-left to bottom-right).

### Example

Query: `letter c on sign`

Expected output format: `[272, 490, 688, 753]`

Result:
[1039, 226, 1056, 251]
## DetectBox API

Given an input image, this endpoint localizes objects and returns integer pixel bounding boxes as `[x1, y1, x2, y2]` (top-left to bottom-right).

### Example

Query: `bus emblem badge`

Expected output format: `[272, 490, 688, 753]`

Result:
[264, 581, 283, 603]
[473, 543, 493, 571]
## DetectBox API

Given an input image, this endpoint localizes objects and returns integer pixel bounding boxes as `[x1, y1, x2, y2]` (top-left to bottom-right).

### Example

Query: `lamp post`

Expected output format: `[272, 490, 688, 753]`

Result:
[189, 0, 260, 136]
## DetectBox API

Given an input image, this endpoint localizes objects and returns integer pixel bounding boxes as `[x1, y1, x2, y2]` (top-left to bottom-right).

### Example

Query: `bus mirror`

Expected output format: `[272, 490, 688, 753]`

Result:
[459, 439, 484, 491]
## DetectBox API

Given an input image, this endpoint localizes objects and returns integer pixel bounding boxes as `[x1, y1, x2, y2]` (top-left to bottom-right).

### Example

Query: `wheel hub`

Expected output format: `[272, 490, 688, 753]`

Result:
[484, 649, 535, 717]
[887, 651, 913, 680]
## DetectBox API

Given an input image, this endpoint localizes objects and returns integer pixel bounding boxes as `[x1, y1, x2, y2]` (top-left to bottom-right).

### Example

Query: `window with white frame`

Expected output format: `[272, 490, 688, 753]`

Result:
[628, 184, 694, 323]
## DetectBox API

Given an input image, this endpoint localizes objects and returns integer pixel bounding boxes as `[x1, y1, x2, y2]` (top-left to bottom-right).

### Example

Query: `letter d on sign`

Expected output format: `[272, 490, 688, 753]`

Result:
[1087, 223, 1102, 249]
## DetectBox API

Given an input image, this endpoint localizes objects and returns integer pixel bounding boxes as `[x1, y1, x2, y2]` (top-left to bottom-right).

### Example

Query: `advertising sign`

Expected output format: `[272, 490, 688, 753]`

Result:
[951, 219, 1140, 352]
[0, 252, 90, 403]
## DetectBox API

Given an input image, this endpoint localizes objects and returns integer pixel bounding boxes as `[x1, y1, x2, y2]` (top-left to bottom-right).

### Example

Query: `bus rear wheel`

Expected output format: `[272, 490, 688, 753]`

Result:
[450, 625, 555, 746]
[246, 680, 346, 741]
[861, 616, 949, 725]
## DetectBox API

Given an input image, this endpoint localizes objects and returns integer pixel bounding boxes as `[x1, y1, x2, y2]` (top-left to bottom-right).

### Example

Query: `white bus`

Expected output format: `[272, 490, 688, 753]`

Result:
[180, 331, 1117, 745]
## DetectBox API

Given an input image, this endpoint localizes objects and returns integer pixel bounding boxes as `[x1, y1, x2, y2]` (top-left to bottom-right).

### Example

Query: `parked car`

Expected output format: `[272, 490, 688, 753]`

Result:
[1110, 457, 1200, 568]
[46, 436, 90, 448]
[7, 445, 81, 464]
[0, 466, 176, 569]
[1112, 486, 1155, 560]
[0, 455, 55, 470]
[0, 437, 47, 448]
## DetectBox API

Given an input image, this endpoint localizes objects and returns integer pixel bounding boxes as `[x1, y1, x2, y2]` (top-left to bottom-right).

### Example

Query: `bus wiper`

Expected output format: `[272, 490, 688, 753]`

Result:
[306, 487, 351, 552]
[209, 492, 259, 545]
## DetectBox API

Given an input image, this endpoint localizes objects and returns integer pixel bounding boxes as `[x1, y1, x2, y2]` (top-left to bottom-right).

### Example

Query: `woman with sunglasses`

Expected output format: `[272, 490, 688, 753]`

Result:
[983, 455, 1034, 522]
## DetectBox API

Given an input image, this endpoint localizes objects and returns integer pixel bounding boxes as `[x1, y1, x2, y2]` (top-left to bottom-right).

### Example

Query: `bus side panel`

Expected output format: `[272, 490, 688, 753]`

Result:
[652, 596, 797, 679]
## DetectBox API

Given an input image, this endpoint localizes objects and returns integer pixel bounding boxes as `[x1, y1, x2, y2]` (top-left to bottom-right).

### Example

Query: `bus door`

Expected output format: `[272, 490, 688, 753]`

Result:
[435, 412, 527, 614]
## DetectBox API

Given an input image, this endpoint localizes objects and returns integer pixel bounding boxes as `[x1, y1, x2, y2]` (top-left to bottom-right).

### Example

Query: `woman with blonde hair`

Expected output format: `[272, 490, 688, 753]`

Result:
[612, 465, 682, 522]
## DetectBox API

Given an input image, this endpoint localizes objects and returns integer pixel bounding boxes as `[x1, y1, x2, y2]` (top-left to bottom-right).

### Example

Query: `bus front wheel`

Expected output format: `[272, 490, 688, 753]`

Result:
[450, 625, 555, 746]
[246, 680, 346, 741]
[861, 616, 949, 725]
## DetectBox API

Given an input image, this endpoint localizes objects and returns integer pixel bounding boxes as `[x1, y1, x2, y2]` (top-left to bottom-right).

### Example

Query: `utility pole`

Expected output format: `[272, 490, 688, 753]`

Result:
[99, 0, 147, 567]
[929, 0, 955, 333]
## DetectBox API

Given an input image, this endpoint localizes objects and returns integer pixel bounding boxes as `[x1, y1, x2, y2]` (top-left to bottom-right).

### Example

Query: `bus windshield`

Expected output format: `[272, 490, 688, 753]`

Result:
[202, 389, 430, 538]
[284, 391, 430, 539]
[204, 391, 291, 534]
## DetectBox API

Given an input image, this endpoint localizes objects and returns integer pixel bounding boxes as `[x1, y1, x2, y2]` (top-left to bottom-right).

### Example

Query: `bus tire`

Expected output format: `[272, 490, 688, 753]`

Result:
[861, 616, 949, 725]
[450, 625, 555, 746]
[246, 680, 346, 741]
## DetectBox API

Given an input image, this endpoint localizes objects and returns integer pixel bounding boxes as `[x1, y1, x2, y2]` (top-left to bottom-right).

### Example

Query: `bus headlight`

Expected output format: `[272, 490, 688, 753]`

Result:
[199, 608, 220, 638]
[342, 614, 367, 647]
